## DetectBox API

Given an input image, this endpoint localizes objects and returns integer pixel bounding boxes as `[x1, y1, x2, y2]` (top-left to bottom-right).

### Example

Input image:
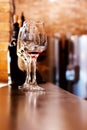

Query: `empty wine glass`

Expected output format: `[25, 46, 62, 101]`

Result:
[22, 20, 47, 91]
[17, 21, 32, 90]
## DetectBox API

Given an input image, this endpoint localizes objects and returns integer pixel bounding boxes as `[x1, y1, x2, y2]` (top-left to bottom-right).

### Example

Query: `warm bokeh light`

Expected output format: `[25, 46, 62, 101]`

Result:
[49, 0, 56, 2]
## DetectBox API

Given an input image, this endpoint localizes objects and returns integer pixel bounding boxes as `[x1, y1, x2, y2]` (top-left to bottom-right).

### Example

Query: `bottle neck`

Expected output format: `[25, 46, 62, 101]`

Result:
[21, 12, 25, 26]
[11, 22, 19, 43]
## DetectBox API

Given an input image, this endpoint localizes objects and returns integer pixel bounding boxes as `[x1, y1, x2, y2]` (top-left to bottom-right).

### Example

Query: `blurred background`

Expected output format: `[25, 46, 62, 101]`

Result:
[1, 0, 87, 98]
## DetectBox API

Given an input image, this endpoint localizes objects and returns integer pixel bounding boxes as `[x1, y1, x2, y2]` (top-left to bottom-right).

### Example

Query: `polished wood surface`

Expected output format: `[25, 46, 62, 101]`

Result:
[0, 83, 87, 130]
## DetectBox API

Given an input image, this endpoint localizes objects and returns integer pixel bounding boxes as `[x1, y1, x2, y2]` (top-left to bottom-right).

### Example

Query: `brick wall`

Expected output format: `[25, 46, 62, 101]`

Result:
[15, 0, 87, 35]
[0, 0, 11, 82]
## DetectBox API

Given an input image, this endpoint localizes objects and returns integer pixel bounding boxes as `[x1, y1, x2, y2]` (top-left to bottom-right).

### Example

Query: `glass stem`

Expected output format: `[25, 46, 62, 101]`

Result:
[32, 57, 37, 86]
[25, 58, 31, 84]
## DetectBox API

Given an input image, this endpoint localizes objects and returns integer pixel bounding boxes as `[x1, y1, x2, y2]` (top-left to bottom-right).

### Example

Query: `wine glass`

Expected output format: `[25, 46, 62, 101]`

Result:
[17, 21, 32, 90]
[22, 20, 47, 91]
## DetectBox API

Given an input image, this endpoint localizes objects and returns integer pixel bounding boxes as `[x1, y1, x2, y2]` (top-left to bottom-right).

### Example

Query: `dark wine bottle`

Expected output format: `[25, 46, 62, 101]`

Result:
[21, 12, 25, 26]
[8, 15, 26, 87]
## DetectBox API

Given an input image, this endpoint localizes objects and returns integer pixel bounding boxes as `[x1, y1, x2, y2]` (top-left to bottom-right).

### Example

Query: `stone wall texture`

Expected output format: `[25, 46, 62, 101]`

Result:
[15, 0, 87, 35]
[0, 0, 11, 82]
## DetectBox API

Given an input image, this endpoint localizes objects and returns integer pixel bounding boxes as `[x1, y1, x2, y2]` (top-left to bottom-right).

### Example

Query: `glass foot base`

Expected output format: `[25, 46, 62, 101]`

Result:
[19, 83, 45, 92]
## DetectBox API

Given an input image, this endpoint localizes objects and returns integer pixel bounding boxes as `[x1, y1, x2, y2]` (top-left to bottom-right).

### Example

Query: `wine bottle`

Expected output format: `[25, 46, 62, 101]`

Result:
[8, 15, 26, 87]
[21, 12, 25, 26]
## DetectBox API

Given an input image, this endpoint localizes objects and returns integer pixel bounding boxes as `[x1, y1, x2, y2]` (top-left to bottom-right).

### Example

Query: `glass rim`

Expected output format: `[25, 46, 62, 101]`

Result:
[23, 19, 44, 25]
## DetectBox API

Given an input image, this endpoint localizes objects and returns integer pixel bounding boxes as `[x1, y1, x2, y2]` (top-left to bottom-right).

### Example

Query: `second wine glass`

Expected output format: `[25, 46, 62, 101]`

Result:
[17, 21, 32, 90]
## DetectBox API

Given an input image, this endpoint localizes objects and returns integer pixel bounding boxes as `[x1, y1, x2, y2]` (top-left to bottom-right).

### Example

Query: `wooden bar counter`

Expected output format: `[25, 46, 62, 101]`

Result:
[0, 83, 87, 130]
